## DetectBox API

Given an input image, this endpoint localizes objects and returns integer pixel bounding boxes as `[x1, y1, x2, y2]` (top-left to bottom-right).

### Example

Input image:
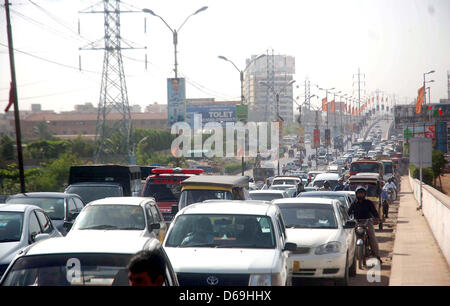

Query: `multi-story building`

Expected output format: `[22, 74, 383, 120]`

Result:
[145, 102, 167, 113]
[243, 53, 295, 123]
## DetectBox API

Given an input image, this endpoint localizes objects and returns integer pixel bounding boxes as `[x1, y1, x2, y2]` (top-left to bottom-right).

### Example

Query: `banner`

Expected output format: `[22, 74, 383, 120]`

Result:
[313, 129, 320, 149]
[415, 86, 425, 114]
[325, 129, 331, 146]
[167, 78, 186, 126]
[322, 98, 327, 112]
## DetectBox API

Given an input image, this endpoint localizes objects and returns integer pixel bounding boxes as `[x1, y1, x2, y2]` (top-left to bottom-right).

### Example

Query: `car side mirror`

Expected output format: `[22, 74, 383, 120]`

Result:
[150, 223, 161, 230]
[171, 205, 179, 215]
[33, 233, 51, 243]
[284, 242, 297, 252]
[344, 220, 356, 229]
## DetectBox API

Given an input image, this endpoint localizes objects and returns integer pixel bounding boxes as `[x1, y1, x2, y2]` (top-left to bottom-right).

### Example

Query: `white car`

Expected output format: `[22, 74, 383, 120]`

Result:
[0, 204, 62, 277]
[67, 197, 167, 243]
[0, 234, 178, 286]
[272, 176, 302, 187]
[311, 173, 340, 189]
[249, 190, 289, 201]
[269, 184, 298, 197]
[163, 200, 297, 286]
[272, 197, 357, 285]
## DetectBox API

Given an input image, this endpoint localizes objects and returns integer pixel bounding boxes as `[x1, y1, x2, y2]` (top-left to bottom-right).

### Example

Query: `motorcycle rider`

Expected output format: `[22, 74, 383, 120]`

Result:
[385, 178, 397, 201]
[381, 181, 390, 218]
[319, 180, 332, 191]
[333, 178, 345, 191]
[348, 186, 382, 263]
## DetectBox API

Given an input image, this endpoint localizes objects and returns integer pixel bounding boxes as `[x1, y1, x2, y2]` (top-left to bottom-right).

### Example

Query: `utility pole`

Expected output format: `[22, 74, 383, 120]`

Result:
[353, 68, 365, 137]
[4, 0, 25, 193]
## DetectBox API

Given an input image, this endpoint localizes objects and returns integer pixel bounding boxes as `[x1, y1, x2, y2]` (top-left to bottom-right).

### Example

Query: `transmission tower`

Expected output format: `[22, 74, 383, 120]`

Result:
[79, 0, 143, 164]
[265, 49, 275, 121]
[352, 67, 365, 117]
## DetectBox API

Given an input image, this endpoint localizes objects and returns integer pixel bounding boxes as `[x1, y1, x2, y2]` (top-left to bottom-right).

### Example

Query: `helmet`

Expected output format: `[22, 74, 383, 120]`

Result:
[355, 185, 367, 194]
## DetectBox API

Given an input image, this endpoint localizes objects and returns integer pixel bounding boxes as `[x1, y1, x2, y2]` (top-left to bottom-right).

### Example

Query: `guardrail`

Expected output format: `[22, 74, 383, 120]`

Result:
[408, 174, 450, 266]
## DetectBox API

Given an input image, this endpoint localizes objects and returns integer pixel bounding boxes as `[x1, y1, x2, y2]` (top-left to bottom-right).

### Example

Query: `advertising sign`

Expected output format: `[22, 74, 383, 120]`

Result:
[236, 104, 248, 122]
[324, 129, 331, 146]
[313, 129, 320, 149]
[404, 124, 435, 139]
[186, 104, 236, 127]
[167, 78, 186, 126]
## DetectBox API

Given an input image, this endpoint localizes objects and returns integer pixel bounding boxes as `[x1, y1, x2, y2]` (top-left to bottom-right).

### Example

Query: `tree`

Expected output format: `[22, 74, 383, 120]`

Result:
[32, 121, 53, 140]
[432, 149, 446, 188]
[0, 135, 14, 161]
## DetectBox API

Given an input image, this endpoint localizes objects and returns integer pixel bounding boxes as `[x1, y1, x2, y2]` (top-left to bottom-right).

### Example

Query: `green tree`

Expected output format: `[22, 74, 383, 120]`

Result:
[32, 121, 53, 140]
[70, 135, 94, 158]
[27, 140, 70, 159]
[432, 149, 446, 187]
[0, 135, 14, 161]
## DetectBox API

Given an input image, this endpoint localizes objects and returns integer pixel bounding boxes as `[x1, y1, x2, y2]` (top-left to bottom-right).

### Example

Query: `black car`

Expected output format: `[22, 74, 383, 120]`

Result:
[6, 192, 85, 235]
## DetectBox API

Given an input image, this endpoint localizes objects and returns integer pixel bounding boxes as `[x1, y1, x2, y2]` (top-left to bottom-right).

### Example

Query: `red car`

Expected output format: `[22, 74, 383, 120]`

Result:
[141, 168, 203, 222]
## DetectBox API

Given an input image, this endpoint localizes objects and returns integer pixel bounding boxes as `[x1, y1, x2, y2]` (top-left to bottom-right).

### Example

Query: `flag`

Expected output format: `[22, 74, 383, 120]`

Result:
[322, 98, 327, 112]
[330, 100, 335, 113]
[415, 86, 425, 114]
[4, 82, 14, 113]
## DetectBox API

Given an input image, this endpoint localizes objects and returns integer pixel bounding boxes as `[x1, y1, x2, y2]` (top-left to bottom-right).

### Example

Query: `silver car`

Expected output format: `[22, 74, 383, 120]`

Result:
[0, 204, 62, 277]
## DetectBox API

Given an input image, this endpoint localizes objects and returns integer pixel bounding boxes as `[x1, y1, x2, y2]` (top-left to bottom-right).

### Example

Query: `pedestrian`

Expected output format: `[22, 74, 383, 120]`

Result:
[127, 249, 166, 286]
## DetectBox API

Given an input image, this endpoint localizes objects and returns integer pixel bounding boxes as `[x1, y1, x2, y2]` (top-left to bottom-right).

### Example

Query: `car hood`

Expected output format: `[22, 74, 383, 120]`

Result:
[165, 248, 279, 274]
[0, 241, 25, 265]
[286, 228, 340, 248]
[66, 229, 148, 240]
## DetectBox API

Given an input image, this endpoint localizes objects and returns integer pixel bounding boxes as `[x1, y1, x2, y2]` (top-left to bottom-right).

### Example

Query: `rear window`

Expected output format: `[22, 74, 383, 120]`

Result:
[350, 162, 380, 173]
[249, 193, 284, 201]
[143, 176, 184, 202]
[7, 197, 65, 220]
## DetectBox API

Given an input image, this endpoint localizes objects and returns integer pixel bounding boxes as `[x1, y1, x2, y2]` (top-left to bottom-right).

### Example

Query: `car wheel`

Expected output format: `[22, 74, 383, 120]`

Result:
[349, 250, 357, 277]
[335, 254, 349, 286]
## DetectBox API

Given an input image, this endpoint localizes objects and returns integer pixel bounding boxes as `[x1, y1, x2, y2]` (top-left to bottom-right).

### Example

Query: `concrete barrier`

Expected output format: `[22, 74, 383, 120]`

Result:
[408, 174, 450, 266]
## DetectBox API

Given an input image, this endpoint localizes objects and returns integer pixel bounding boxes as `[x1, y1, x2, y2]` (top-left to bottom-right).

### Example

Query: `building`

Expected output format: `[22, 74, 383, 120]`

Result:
[14, 112, 168, 140]
[145, 102, 167, 113]
[73, 102, 97, 113]
[243, 53, 295, 123]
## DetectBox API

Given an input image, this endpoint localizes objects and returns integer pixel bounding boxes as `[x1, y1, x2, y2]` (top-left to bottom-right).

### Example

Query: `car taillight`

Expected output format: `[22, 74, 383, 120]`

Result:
[152, 168, 203, 174]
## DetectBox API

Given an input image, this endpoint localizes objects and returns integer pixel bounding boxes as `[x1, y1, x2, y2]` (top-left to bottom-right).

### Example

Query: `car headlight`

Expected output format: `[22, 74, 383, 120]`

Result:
[315, 241, 342, 255]
[248, 274, 271, 286]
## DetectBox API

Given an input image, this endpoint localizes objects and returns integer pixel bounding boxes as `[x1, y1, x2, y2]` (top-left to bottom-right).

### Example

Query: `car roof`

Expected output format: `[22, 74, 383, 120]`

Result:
[8, 192, 75, 199]
[179, 201, 275, 216]
[23, 235, 160, 256]
[0, 204, 41, 212]
[181, 175, 249, 188]
[67, 182, 122, 187]
[86, 197, 155, 206]
[299, 191, 347, 197]
[313, 173, 339, 180]
[273, 176, 300, 180]
[272, 197, 337, 206]
[270, 184, 297, 188]
[250, 190, 287, 194]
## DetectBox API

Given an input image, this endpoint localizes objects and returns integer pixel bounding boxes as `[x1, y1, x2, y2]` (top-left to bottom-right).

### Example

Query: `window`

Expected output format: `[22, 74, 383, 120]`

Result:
[35, 210, 53, 234]
[29, 212, 42, 240]
[150, 205, 161, 222]
[145, 205, 155, 224]
[68, 199, 77, 214]
[73, 197, 85, 211]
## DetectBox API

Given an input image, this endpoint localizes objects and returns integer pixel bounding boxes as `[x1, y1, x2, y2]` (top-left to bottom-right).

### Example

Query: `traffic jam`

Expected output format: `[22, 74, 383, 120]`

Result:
[0, 126, 404, 287]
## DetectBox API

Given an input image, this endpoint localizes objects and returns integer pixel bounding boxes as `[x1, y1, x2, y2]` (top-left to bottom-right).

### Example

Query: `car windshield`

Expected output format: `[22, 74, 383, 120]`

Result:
[383, 164, 393, 174]
[0, 212, 24, 243]
[313, 180, 338, 189]
[179, 189, 232, 208]
[2, 253, 132, 286]
[7, 197, 65, 220]
[66, 186, 122, 204]
[278, 204, 338, 229]
[350, 162, 380, 173]
[298, 194, 347, 206]
[249, 193, 284, 201]
[165, 214, 275, 249]
[72, 205, 145, 230]
[142, 177, 183, 202]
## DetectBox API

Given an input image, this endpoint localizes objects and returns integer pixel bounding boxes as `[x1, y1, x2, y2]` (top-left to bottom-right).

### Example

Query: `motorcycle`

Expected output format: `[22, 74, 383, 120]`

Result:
[382, 198, 389, 219]
[355, 219, 372, 269]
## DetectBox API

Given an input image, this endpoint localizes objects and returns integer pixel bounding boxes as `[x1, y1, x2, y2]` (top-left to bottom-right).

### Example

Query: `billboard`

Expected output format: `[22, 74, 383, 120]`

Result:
[167, 78, 186, 126]
[186, 104, 236, 126]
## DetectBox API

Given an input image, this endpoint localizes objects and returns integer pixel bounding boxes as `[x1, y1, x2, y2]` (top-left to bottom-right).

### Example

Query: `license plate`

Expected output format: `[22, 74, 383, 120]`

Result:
[293, 261, 300, 272]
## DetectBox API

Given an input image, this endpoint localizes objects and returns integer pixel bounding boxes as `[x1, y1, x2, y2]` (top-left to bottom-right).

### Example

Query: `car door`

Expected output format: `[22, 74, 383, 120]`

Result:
[28, 211, 42, 244]
[274, 212, 289, 285]
[149, 203, 167, 242]
[35, 209, 58, 238]
[337, 204, 355, 264]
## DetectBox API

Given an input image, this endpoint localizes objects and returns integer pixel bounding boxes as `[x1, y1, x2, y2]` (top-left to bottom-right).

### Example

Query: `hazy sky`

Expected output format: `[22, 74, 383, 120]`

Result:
[1, 0, 449, 113]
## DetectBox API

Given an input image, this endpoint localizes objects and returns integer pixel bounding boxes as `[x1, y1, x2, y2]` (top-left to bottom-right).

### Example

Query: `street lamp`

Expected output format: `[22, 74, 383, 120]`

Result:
[318, 86, 335, 158]
[143, 6, 208, 78]
[423, 70, 435, 105]
[218, 54, 266, 176]
[260, 79, 296, 175]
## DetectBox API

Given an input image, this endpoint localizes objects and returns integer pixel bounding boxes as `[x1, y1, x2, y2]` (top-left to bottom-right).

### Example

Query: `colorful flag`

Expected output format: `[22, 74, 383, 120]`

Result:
[330, 100, 335, 113]
[415, 86, 425, 114]
[4, 82, 14, 113]
[322, 98, 327, 112]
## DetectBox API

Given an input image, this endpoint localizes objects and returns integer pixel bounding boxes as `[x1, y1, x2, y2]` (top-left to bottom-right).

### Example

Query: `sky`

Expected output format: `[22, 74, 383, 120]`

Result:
[1, 0, 449, 114]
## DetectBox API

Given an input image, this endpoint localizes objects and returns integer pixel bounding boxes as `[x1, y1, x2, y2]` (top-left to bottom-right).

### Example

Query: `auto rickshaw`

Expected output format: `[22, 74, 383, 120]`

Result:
[177, 175, 250, 212]
[346, 173, 384, 230]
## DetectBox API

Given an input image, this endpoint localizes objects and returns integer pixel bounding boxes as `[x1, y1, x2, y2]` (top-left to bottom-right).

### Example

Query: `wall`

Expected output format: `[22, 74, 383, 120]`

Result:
[409, 174, 450, 266]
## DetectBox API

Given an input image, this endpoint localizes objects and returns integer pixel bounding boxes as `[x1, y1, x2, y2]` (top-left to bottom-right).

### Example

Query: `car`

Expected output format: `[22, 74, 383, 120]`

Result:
[303, 186, 319, 192]
[67, 197, 167, 243]
[297, 191, 353, 209]
[336, 191, 356, 206]
[6, 192, 86, 236]
[249, 190, 289, 201]
[272, 197, 357, 285]
[64, 182, 124, 204]
[272, 176, 302, 187]
[269, 184, 298, 197]
[0, 204, 62, 277]
[0, 234, 178, 286]
[163, 200, 297, 286]
[307, 171, 324, 183]
[311, 173, 340, 190]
